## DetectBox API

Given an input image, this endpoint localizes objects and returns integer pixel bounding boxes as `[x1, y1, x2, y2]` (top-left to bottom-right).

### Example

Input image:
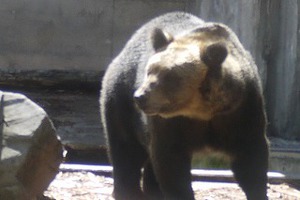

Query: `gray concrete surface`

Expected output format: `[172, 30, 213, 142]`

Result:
[0, 0, 191, 72]
[0, 0, 113, 71]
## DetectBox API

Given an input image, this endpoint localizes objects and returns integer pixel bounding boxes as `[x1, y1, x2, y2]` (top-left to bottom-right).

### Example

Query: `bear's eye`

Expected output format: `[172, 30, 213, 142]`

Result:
[147, 65, 162, 76]
[161, 72, 182, 90]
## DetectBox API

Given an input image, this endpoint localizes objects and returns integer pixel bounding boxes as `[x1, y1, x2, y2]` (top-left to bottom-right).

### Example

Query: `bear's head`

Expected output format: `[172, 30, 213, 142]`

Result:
[134, 25, 243, 120]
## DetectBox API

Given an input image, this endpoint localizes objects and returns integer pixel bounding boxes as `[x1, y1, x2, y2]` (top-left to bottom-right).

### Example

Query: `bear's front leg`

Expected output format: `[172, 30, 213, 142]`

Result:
[150, 133, 194, 200]
[142, 159, 164, 200]
[231, 137, 269, 200]
[110, 140, 148, 200]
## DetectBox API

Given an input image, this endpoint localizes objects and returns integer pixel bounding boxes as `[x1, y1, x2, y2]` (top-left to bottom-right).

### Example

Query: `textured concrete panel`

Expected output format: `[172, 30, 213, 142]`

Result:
[0, 0, 113, 71]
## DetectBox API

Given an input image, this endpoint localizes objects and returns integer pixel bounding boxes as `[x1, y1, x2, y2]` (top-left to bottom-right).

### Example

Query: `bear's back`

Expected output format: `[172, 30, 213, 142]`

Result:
[120, 12, 204, 64]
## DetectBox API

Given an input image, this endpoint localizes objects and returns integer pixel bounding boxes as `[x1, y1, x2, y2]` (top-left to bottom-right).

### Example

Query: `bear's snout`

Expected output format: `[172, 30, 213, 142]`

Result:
[134, 90, 148, 110]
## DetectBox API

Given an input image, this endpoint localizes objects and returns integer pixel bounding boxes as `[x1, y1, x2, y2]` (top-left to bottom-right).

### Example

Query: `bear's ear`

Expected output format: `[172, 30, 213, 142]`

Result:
[151, 28, 173, 51]
[201, 43, 228, 67]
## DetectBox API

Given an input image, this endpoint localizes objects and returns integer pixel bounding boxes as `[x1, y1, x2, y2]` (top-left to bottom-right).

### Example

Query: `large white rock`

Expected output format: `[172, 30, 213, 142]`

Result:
[0, 91, 63, 200]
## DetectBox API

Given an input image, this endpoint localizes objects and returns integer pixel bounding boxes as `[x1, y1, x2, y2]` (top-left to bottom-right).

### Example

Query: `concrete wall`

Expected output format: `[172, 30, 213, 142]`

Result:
[0, 0, 190, 73]
[0, 0, 299, 140]
[0, 0, 112, 72]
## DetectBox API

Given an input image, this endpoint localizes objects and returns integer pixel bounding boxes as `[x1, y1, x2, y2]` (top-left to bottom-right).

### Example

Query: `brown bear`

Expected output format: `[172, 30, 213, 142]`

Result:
[100, 12, 269, 200]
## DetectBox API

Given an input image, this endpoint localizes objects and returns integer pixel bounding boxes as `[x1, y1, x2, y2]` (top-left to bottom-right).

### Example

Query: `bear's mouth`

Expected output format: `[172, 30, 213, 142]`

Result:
[134, 94, 180, 117]
[140, 106, 161, 115]
[143, 110, 158, 116]
[134, 101, 159, 115]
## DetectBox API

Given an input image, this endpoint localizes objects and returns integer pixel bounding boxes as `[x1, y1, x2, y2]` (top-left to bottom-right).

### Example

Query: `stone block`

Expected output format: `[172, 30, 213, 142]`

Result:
[0, 91, 63, 200]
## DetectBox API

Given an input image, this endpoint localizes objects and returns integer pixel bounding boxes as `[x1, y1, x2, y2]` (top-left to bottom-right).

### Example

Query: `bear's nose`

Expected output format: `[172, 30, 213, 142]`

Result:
[134, 91, 148, 109]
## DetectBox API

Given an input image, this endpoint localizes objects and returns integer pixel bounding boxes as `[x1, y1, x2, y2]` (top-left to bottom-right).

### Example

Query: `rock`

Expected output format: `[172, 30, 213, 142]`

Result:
[0, 91, 63, 200]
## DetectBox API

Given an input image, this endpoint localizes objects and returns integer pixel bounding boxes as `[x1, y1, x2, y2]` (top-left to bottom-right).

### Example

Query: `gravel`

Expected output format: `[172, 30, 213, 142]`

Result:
[43, 172, 300, 200]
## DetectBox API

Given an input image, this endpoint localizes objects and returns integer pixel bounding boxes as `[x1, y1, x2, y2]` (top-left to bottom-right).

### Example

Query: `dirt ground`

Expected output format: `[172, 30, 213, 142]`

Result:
[43, 172, 300, 200]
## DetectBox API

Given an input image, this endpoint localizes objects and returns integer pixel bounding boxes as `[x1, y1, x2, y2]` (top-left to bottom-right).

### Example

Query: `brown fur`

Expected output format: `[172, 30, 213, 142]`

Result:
[101, 12, 268, 200]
